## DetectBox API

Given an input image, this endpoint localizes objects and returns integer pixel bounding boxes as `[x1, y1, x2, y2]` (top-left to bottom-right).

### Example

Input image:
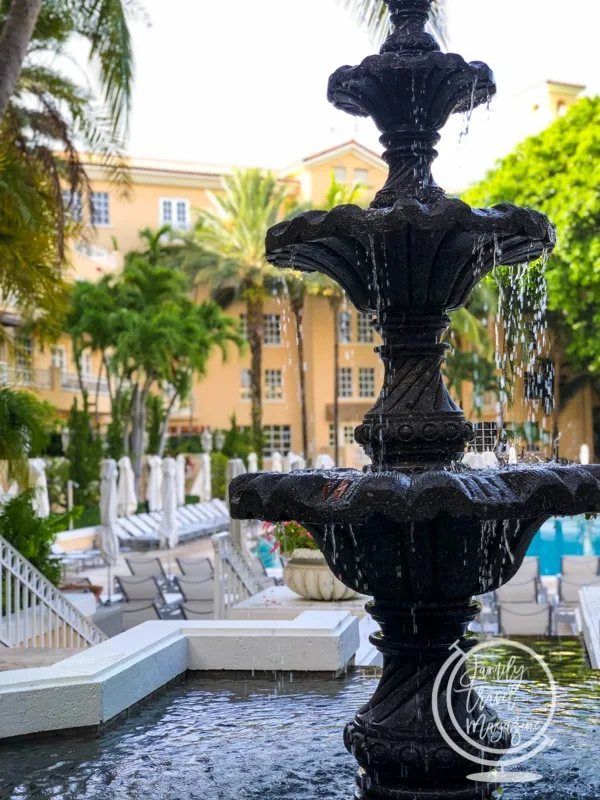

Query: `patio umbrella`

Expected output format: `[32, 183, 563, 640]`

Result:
[146, 455, 163, 512]
[99, 458, 120, 601]
[175, 454, 186, 507]
[28, 458, 50, 518]
[271, 452, 284, 472]
[117, 456, 137, 517]
[315, 454, 335, 470]
[226, 458, 247, 554]
[158, 457, 179, 551]
[247, 452, 258, 473]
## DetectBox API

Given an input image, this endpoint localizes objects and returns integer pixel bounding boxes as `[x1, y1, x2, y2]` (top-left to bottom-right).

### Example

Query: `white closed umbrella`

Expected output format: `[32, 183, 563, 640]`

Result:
[315, 454, 335, 470]
[29, 458, 50, 518]
[291, 457, 307, 471]
[175, 454, 186, 507]
[247, 452, 258, 473]
[99, 459, 120, 601]
[580, 444, 591, 465]
[482, 450, 499, 469]
[158, 457, 179, 550]
[117, 456, 137, 517]
[226, 458, 247, 553]
[271, 452, 284, 472]
[462, 451, 477, 468]
[146, 455, 163, 512]
[508, 446, 518, 465]
[200, 453, 212, 502]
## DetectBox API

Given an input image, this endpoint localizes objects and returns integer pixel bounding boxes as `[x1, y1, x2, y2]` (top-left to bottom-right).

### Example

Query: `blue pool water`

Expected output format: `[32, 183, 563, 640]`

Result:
[527, 517, 600, 575]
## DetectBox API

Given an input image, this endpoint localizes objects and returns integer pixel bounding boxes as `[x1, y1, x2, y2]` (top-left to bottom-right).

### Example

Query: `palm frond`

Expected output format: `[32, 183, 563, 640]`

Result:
[339, 0, 447, 48]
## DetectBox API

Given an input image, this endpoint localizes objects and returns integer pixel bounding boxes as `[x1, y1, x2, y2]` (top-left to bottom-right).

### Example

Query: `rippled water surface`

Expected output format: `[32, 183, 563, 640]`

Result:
[0, 639, 597, 799]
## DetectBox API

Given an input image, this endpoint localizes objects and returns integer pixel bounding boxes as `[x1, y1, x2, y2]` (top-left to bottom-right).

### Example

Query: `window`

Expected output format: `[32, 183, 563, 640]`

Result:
[333, 166, 347, 183]
[91, 192, 110, 226]
[473, 422, 498, 452]
[239, 314, 248, 339]
[51, 347, 66, 373]
[15, 335, 32, 381]
[338, 311, 352, 344]
[357, 312, 374, 343]
[359, 367, 376, 398]
[160, 198, 190, 230]
[81, 353, 92, 377]
[240, 369, 251, 400]
[63, 190, 83, 222]
[329, 424, 357, 446]
[338, 367, 353, 398]
[265, 369, 283, 401]
[354, 168, 368, 184]
[264, 314, 281, 345]
[263, 425, 291, 457]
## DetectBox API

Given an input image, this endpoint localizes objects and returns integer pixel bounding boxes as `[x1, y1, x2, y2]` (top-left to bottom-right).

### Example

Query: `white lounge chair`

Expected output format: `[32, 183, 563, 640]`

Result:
[176, 557, 214, 581]
[495, 557, 540, 603]
[181, 601, 213, 620]
[175, 576, 214, 602]
[122, 602, 161, 630]
[498, 602, 551, 636]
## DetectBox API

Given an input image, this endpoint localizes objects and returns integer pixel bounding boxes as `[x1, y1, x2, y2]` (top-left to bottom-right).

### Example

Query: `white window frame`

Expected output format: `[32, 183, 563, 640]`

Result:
[265, 368, 284, 401]
[81, 352, 93, 378]
[333, 166, 347, 184]
[51, 346, 67, 374]
[473, 422, 498, 452]
[338, 367, 353, 399]
[357, 312, 374, 344]
[263, 314, 282, 346]
[263, 425, 291, 458]
[91, 191, 110, 226]
[359, 367, 376, 398]
[159, 197, 191, 230]
[240, 369, 251, 401]
[339, 311, 352, 344]
[354, 168, 368, 184]
[63, 190, 83, 222]
[329, 423, 358, 447]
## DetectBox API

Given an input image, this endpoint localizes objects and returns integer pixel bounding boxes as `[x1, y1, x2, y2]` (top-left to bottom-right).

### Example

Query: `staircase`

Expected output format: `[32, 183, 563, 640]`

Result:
[0, 535, 107, 649]
[212, 531, 271, 618]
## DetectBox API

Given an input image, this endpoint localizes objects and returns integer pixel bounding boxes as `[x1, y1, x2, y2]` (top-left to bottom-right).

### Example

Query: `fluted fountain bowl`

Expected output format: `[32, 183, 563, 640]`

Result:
[230, 464, 600, 603]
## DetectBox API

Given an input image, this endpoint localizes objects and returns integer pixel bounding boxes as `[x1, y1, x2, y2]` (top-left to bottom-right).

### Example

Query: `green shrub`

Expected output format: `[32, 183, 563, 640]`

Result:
[211, 452, 228, 500]
[0, 493, 66, 585]
[66, 396, 103, 507]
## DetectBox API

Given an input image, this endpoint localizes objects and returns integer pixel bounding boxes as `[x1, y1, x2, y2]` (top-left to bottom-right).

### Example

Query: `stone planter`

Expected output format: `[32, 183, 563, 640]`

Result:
[283, 548, 358, 601]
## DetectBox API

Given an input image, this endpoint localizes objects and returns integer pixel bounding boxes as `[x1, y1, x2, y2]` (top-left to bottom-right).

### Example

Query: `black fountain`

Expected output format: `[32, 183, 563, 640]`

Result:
[230, 1, 600, 797]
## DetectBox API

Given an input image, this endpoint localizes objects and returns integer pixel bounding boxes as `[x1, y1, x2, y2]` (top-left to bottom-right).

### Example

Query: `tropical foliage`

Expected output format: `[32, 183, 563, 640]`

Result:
[193, 168, 291, 454]
[464, 97, 600, 381]
[340, 0, 447, 47]
[65, 230, 242, 490]
[0, 386, 54, 485]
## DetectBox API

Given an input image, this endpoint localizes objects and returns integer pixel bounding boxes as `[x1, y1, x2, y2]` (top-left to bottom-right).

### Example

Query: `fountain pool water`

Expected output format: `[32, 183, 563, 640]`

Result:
[0, 640, 597, 800]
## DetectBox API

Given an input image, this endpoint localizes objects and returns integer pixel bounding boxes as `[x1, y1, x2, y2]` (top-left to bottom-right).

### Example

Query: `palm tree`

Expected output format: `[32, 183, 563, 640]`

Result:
[193, 168, 290, 455]
[0, 0, 135, 129]
[286, 176, 365, 465]
[340, 0, 447, 47]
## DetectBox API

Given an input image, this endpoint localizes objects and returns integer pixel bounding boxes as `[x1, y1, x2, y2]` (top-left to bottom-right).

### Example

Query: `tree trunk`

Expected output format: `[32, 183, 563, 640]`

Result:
[331, 297, 341, 466]
[131, 379, 151, 493]
[246, 293, 264, 457]
[291, 296, 309, 460]
[158, 392, 179, 457]
[0, 0, 43, 121]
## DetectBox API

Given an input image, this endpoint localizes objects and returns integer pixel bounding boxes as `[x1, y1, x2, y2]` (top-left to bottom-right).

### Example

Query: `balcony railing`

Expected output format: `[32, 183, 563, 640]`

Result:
[60, 372, 110, 395]
[0, 364, 51, 389]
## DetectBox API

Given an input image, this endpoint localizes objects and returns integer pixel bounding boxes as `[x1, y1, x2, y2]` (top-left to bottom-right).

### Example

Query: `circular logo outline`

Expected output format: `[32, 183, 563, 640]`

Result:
[431, 638, 557, 768]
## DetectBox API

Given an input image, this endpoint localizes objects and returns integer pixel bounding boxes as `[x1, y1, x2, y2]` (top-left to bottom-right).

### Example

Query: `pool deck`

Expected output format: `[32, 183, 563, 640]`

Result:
[580, 586, 600, 669]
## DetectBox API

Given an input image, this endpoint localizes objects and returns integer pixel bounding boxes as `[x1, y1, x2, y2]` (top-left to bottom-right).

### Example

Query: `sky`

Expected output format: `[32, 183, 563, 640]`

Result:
[113, 0, 599, 189]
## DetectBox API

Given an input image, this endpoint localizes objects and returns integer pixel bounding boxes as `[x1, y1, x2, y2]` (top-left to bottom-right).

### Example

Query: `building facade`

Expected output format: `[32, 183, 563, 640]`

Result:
[2, 81, 594, 465]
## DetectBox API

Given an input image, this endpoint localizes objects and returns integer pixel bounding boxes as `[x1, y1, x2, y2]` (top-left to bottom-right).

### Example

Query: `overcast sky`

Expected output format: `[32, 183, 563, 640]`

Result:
[113, 0, 599, 188]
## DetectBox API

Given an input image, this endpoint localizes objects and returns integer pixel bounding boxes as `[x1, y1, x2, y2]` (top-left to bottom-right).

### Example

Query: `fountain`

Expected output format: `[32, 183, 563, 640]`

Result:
[230, 1, 600, 797]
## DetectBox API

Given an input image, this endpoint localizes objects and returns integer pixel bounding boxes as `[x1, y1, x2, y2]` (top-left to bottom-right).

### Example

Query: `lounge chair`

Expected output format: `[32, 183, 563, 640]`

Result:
[181, 601, 213, 620]
[176, 557, 214, 581]
[498, 602, 551, 636]
[495, 557, 540, 603]
[125, 556, 169, 586]
[175, 576, 214, 602]
[116, 575, 162, 602]
[122, 602, 162, 630]
[558, 556, 600, 606]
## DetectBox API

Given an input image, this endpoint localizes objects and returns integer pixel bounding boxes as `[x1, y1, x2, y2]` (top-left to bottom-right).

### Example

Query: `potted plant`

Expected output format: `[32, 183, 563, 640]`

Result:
[265, 521, 358, 601]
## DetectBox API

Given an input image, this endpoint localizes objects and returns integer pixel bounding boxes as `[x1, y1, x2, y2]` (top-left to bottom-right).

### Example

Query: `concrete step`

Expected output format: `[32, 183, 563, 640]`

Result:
[0, 648, 85, 671]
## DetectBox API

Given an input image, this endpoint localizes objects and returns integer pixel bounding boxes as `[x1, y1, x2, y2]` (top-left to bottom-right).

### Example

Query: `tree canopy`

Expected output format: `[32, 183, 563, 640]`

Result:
[463, 97, 600, 377]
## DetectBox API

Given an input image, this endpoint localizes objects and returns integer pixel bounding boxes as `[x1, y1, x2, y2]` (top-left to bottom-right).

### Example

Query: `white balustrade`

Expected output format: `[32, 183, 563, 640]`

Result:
[0, 535, 107, 649]
[211, 531, 266, 619]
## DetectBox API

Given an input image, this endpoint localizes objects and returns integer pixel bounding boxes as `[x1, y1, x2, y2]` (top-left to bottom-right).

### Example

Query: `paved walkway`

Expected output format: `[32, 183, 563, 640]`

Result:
[0, 649, 85, 671]
[68, 536, 215, 596]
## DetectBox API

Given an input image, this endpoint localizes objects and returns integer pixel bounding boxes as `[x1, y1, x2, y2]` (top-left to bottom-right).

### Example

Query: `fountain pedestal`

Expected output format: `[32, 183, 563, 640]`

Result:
[346, 602, 507, 799]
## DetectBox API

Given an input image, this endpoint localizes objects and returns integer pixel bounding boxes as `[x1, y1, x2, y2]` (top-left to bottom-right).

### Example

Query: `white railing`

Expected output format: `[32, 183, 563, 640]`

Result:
[61, 372, 110, 395]
[0, 535, 107, 649]
[212, 531, 266, 619]
[0, 364, 51, 390]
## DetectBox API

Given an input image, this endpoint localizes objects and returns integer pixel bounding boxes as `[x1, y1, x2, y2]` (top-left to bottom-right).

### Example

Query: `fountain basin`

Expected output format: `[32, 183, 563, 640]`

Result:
[284, 548, 359, 601]
[230, 464, 600, 601]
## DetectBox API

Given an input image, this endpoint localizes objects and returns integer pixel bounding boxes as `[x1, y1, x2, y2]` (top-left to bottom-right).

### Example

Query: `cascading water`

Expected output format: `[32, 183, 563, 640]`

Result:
[229, 1, 600, 797]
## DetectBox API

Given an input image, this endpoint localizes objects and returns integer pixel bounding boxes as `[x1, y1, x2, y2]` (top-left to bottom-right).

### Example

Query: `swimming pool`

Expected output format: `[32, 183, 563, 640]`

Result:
[527, 517, 600, 575]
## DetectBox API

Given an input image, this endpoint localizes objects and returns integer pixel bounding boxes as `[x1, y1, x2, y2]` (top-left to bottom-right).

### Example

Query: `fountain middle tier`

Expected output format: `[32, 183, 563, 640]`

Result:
[267, 199, 555, 314]
[230, 463, 600, 602]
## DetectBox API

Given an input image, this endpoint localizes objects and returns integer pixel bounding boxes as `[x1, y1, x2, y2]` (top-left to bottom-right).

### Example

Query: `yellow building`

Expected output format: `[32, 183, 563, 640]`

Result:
[2, 78, 594, 465]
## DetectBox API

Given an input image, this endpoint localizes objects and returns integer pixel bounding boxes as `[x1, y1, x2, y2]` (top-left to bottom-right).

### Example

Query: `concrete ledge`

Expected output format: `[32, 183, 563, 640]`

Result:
[581, 586, 600, 669]
[0, 611, 359, 740]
